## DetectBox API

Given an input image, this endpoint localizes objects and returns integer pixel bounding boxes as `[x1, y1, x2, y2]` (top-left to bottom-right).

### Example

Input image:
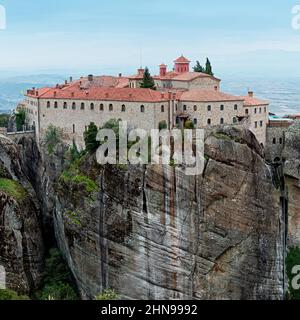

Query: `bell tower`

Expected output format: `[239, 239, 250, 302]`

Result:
[174, 55, 190, 74]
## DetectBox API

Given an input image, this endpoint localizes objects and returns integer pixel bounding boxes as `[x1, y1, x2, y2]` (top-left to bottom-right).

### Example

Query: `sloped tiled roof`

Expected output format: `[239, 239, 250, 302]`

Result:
[179, 89, 244, 102]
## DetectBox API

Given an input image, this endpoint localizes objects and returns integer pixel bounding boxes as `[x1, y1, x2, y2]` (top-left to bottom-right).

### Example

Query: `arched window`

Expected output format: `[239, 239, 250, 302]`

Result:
[100, 104, 104, 111]
[273, 138, 276, 144]
[72, 102, 76, 110]
[73, 124, 75, 133]
[141, 105, 145, 113]
[220, 105, 224, 111]
[194, 105, 197, 111]
[220, 118, 224, 125]
[234, 104, 238, 110]
[259, 108, 262, 113]
[183, 105, 187, 111]
[63, 102, 67, 109]
[109, 104, 113, 111]
[122, 105, 126, 112]
[254, 108, 257, 114]
[54, 101, 58, 109]
[47, 101, 50, 108]
[90, 103, 94, 110]
[207, 119, 211, 125]
[81, 103, 85, 110]
[161, 105, 165, 112]
[260, 121, 263, 127]
[194, 118, 198, 125]
[207, 105, 211, 111]
[245, 109, 249, 115]
[279, 138, 283, 144]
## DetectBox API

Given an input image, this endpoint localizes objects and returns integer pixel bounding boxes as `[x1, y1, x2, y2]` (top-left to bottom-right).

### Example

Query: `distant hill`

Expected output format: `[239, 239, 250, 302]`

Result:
[0, 74, 67, 112]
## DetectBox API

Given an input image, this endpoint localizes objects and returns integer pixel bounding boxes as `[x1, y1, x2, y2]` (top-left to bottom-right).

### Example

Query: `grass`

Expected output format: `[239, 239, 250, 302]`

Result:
[64, 210, 82, 227]
[0, 178, 27, 201]
[212, 133, 232, 141]
[60, 170, 99, 194]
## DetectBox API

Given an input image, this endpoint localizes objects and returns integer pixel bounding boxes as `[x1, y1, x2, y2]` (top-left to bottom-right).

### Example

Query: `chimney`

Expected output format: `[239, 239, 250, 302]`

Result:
[248, 91, 254, 98]
[86, 91, 89, 96]
[161, 93, 165, 99]
[65, 80, 68, 85]
[119, 73, 122, 77]
[54, 91, 57, 97]
[138, 68, 145, 76]
[36, 91, 39, 96]
[159, 64, 167, 77]
[129, 93, 132, 99]
[88, 74, 94, 82]
[70, 76, 73, 83]
[71, 92, 75, 97]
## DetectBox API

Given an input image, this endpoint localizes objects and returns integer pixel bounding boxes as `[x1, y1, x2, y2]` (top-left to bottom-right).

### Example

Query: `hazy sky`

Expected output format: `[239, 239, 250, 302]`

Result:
[0, 0, 300, 77]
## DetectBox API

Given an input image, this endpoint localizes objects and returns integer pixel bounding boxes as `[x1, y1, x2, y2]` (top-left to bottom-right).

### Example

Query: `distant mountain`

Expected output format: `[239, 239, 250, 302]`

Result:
[0, 74, 67, 111]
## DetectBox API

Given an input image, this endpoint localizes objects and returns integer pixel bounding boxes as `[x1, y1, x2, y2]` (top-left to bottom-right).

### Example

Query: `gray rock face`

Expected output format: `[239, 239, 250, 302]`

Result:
[282, 124, 300, 246]
[44, 127, 285, 300]
[0, 135, 44, 294]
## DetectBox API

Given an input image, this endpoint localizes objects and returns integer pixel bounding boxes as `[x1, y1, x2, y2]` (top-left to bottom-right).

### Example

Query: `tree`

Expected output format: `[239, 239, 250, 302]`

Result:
[193, 61, 204, 73]
[84, 122, 100, 153]
[16, 109, 26, 131]
[44, 124, 62, 154]
[205, 58, 214, 76]
[140, 67, 156, 90]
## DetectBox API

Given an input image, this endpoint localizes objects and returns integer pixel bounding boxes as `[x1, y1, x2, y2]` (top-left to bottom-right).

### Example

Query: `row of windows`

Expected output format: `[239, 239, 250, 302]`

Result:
[245, 107, 267, 115]
[191, 117, 238, 126]
[254, 121, 264, 128]
[182, 104, 239, 112]
[46, 101, 166, 113]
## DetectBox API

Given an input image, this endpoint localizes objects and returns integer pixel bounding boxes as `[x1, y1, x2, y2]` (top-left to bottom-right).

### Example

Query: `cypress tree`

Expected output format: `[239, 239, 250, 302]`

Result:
[205, 58, 214, 76]
[140, 67, 156, 90]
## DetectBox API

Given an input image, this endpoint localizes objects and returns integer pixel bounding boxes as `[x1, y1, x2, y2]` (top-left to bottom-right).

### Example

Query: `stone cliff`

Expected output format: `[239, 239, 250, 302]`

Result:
[0, 126, 288, 299]
[282, 124, 300, 246]
[0, 135, 44, 295]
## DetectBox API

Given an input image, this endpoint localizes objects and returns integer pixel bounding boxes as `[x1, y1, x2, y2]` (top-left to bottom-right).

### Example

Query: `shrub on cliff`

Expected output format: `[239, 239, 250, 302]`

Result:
[0, 289, 29, 300]
[44, 124, 62, 154]
[84, 122, 100, 153]
[36, 248, 79, 301]
[15, 109, 26, 131]
[95, 289, 119, 300]
[286, 247, 300, 300]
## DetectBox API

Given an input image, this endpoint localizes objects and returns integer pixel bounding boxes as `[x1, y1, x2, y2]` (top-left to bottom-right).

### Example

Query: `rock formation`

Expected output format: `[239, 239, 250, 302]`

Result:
[0, 135, 44, 295]
[0, 126, 287, 299]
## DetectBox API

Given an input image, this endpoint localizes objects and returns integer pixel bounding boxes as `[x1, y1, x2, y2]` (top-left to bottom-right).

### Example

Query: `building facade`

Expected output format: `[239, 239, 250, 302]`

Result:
[22, 56, 269, 148]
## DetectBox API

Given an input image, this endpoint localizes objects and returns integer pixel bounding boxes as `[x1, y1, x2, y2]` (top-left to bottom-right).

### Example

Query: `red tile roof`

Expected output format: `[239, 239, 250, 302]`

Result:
[174, 55, 190, 63]
[241, 96, 269, 106]
[178, 89, 244, 102]
[26, 86, 169, 103]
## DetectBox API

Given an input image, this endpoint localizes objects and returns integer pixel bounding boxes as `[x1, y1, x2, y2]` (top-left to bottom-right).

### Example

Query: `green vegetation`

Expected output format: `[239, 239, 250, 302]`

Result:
[184, 120, 195, 129]
[212, 132, 232, 141]
[193, 61, 204, 73]
[15, 109, 26, 131]
[193, 58, 214, 76]
[205, 58, 214, 76]
[36, 248, 78, 300]
[286, 247, 300, 300]
[64, 210, 82, 227]
[95, 289, 119, 300]
[0, 178, 27, 201]
[0, 289, 30, 300]
[140, 67, 156, 90]
[84, 122, 100, 153]
[60, 170, 98, 194]
[44, 124, 62, 154]
[159, 120, 168, 130]
[0, 113, 9, 128]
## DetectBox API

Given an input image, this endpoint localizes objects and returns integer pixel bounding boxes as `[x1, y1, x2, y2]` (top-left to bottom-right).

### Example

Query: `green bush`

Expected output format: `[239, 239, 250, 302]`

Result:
[0, 113, 9, 128]
[286, 247, 300, 300]
[0, 178, 27, 201]
[44, 124, 62, 154]
[36, 248, 79, 300]
[159, 121, 167, 130]
[95, 289, 119, 300]
[0, 289, 29, 300]
[184, 120, 195, 129]
[16, 109, 26, 131]
[84, 122, 100, 153]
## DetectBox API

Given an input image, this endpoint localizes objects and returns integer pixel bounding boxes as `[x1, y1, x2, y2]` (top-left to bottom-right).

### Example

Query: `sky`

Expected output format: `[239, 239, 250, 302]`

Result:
[0, 0, 300, 78]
